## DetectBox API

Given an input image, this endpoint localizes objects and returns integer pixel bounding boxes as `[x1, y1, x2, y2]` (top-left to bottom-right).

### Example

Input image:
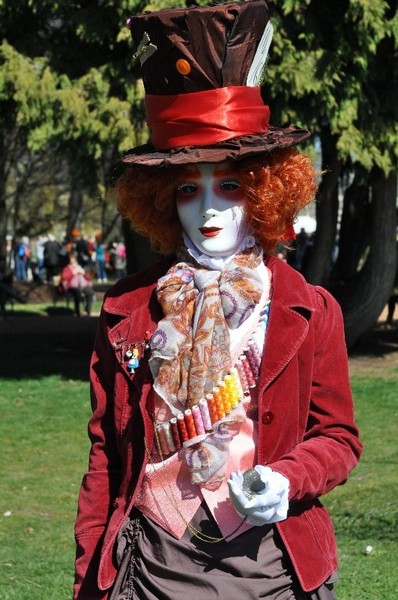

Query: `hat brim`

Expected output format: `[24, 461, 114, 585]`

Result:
[122, 126, 311, 167]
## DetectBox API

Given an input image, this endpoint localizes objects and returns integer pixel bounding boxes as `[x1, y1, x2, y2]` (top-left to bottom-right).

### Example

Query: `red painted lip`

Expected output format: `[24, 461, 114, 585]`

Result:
[199, 226, 222, 238]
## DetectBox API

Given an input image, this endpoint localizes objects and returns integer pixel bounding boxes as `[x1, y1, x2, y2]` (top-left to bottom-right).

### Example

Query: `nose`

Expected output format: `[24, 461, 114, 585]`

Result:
[202, 207, 218, 218]
[201, 182, 217, 218]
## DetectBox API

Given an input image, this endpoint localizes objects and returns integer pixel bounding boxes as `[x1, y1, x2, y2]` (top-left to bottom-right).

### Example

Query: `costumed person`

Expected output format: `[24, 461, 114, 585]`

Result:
[74, 2, 362, 599]
[60, 254, 94, 317]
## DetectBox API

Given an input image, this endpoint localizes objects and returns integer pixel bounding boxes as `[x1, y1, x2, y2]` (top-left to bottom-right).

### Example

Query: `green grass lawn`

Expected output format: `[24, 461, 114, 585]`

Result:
[325, 373, 398, 600]
[0, 318, 397, 598]
[0, 377, 91, 599]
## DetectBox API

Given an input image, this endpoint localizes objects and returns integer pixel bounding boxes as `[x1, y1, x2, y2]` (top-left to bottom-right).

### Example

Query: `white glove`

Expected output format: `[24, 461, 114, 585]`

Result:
[227, 465, 289, 526]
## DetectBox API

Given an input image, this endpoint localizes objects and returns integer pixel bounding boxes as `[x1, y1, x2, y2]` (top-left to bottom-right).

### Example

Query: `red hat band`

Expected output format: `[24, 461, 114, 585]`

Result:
[145, 86, 271, 151]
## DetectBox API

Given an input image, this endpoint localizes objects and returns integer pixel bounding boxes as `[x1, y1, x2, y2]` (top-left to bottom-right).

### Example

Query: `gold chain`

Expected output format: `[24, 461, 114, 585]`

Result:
[143, 428, 247, 544]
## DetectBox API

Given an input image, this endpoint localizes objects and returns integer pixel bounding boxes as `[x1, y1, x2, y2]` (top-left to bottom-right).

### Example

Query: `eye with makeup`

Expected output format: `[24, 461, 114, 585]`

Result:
[218, 178, 242, 193]
[176, 182, 198, 197]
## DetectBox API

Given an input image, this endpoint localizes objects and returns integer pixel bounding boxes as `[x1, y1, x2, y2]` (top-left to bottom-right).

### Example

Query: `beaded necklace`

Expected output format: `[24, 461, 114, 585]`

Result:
[151, 302, 270, 458]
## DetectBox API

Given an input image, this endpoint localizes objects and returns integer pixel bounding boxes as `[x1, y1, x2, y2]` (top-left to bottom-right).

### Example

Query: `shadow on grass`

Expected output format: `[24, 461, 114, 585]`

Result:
[333, 511, 398, 542]
[349, 325, 398, 359]
[1, 308, 397, 381]
[45, 305, 75, 316]
[0, 312, 98, 381]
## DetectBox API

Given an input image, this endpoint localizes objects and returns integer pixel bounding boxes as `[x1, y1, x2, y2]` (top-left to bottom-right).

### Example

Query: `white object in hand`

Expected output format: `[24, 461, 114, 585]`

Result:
[228, 465, 289, 526]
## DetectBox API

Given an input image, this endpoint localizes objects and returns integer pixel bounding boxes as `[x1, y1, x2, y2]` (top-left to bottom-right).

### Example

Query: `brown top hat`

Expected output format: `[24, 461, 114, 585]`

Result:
[123, 0, 310, 167]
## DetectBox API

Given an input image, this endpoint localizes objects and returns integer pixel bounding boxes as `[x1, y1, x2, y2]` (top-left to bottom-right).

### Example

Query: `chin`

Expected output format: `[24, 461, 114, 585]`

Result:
[200, 243, 238, 257]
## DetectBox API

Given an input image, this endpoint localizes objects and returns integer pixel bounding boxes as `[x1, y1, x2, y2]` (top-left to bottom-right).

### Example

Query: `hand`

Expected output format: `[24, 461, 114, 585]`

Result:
[227, 465, 289, 526]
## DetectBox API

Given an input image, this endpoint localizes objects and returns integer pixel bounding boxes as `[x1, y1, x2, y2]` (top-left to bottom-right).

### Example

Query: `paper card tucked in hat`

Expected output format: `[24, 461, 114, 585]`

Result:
[123, 0, 310, 167]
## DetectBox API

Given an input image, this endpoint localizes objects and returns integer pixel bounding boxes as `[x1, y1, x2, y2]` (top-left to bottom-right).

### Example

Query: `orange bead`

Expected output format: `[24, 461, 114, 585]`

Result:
[176, 58, 191, 75]
[212, 387, 225, 419]
[206, 393, 219, 424]
[184, 409, 197, 439]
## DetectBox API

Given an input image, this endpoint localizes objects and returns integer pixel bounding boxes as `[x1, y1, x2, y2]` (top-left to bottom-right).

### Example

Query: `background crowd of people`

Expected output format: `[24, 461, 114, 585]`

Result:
[2, 228, 397, 326]
[1, 231, 127, 318]
[5, 231, 127, 285]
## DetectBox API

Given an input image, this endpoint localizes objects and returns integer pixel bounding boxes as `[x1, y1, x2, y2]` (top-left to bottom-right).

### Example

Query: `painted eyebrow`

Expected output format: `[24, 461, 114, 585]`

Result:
[175, 165, 239, 180]
[213, 165, 239, 178]
[177, 166, 200, 180]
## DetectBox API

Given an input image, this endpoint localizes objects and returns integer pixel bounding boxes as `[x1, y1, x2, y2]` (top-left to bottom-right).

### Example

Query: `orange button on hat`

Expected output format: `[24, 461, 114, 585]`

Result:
[176, 58, 191, 75]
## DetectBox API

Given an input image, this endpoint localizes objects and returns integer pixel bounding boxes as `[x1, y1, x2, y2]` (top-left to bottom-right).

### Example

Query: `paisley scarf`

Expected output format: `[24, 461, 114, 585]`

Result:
[149, 240, 264, 413]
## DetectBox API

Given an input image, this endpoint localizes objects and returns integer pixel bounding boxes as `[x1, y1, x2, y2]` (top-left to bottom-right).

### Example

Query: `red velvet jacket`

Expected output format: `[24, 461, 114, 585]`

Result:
[74, 256, 362, 599]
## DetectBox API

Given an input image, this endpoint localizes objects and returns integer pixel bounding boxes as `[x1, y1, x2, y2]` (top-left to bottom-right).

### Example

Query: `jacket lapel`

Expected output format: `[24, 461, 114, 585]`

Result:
[103, 260, 171, 391]
[259, 257, 316, 391]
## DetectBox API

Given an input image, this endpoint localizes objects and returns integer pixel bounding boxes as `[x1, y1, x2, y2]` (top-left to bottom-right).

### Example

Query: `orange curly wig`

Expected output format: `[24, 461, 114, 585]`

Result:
[115, 148, 317, 256]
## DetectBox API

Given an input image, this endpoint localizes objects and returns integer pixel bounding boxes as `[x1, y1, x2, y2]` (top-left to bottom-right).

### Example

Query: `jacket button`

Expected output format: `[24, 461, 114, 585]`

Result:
[262, 411, 274, 425]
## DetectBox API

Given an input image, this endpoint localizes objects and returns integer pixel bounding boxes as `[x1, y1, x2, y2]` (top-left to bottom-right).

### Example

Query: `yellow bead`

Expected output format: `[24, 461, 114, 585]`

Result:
[225, 374, 239, 408]
[219, 381, 231, 413]
[230, 367, 244, 401]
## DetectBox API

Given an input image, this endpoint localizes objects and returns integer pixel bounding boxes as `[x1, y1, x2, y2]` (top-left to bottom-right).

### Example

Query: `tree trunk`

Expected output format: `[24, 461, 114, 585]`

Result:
[333, 168, 397, 349]
[304, 127, 341, 286]
[66, 174, 84, 240]
[123, 220, 162, 275]
[0, 149, 7, 261]
[331, 164, 370, 284]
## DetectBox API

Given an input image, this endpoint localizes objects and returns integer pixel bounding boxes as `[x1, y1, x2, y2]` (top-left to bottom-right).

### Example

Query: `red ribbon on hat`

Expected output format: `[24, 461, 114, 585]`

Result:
[145, 86, 270, 150]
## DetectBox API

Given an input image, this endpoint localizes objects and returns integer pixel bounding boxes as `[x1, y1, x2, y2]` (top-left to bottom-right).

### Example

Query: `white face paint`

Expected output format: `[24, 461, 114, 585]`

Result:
[175, 163, 249, 257]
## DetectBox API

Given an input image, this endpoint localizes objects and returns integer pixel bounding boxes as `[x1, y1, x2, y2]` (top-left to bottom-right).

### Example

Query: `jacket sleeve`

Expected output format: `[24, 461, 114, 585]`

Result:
[73, 309, 122, 600]
[269, 286, 363, 503]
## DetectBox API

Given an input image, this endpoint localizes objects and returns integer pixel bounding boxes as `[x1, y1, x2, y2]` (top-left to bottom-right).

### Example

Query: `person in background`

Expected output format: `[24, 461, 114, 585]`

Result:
[43, 234, 61, 284]
[74, 3, 362, 599]
[60, 254, 94, 317]
[0, 257, 26, 317]
[73, 231, 91, 272]
[14, 237, 29, 281]
[110, 240, 127, 280]
[34, 235, 47, 281]
[385, 242, 398, 328]
[292, 227, 309, 272]
[93, 233, 108, 283]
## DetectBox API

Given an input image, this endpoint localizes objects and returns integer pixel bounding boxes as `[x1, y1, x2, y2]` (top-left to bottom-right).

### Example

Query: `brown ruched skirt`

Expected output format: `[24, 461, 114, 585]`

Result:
[109, 503, 337, 600]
